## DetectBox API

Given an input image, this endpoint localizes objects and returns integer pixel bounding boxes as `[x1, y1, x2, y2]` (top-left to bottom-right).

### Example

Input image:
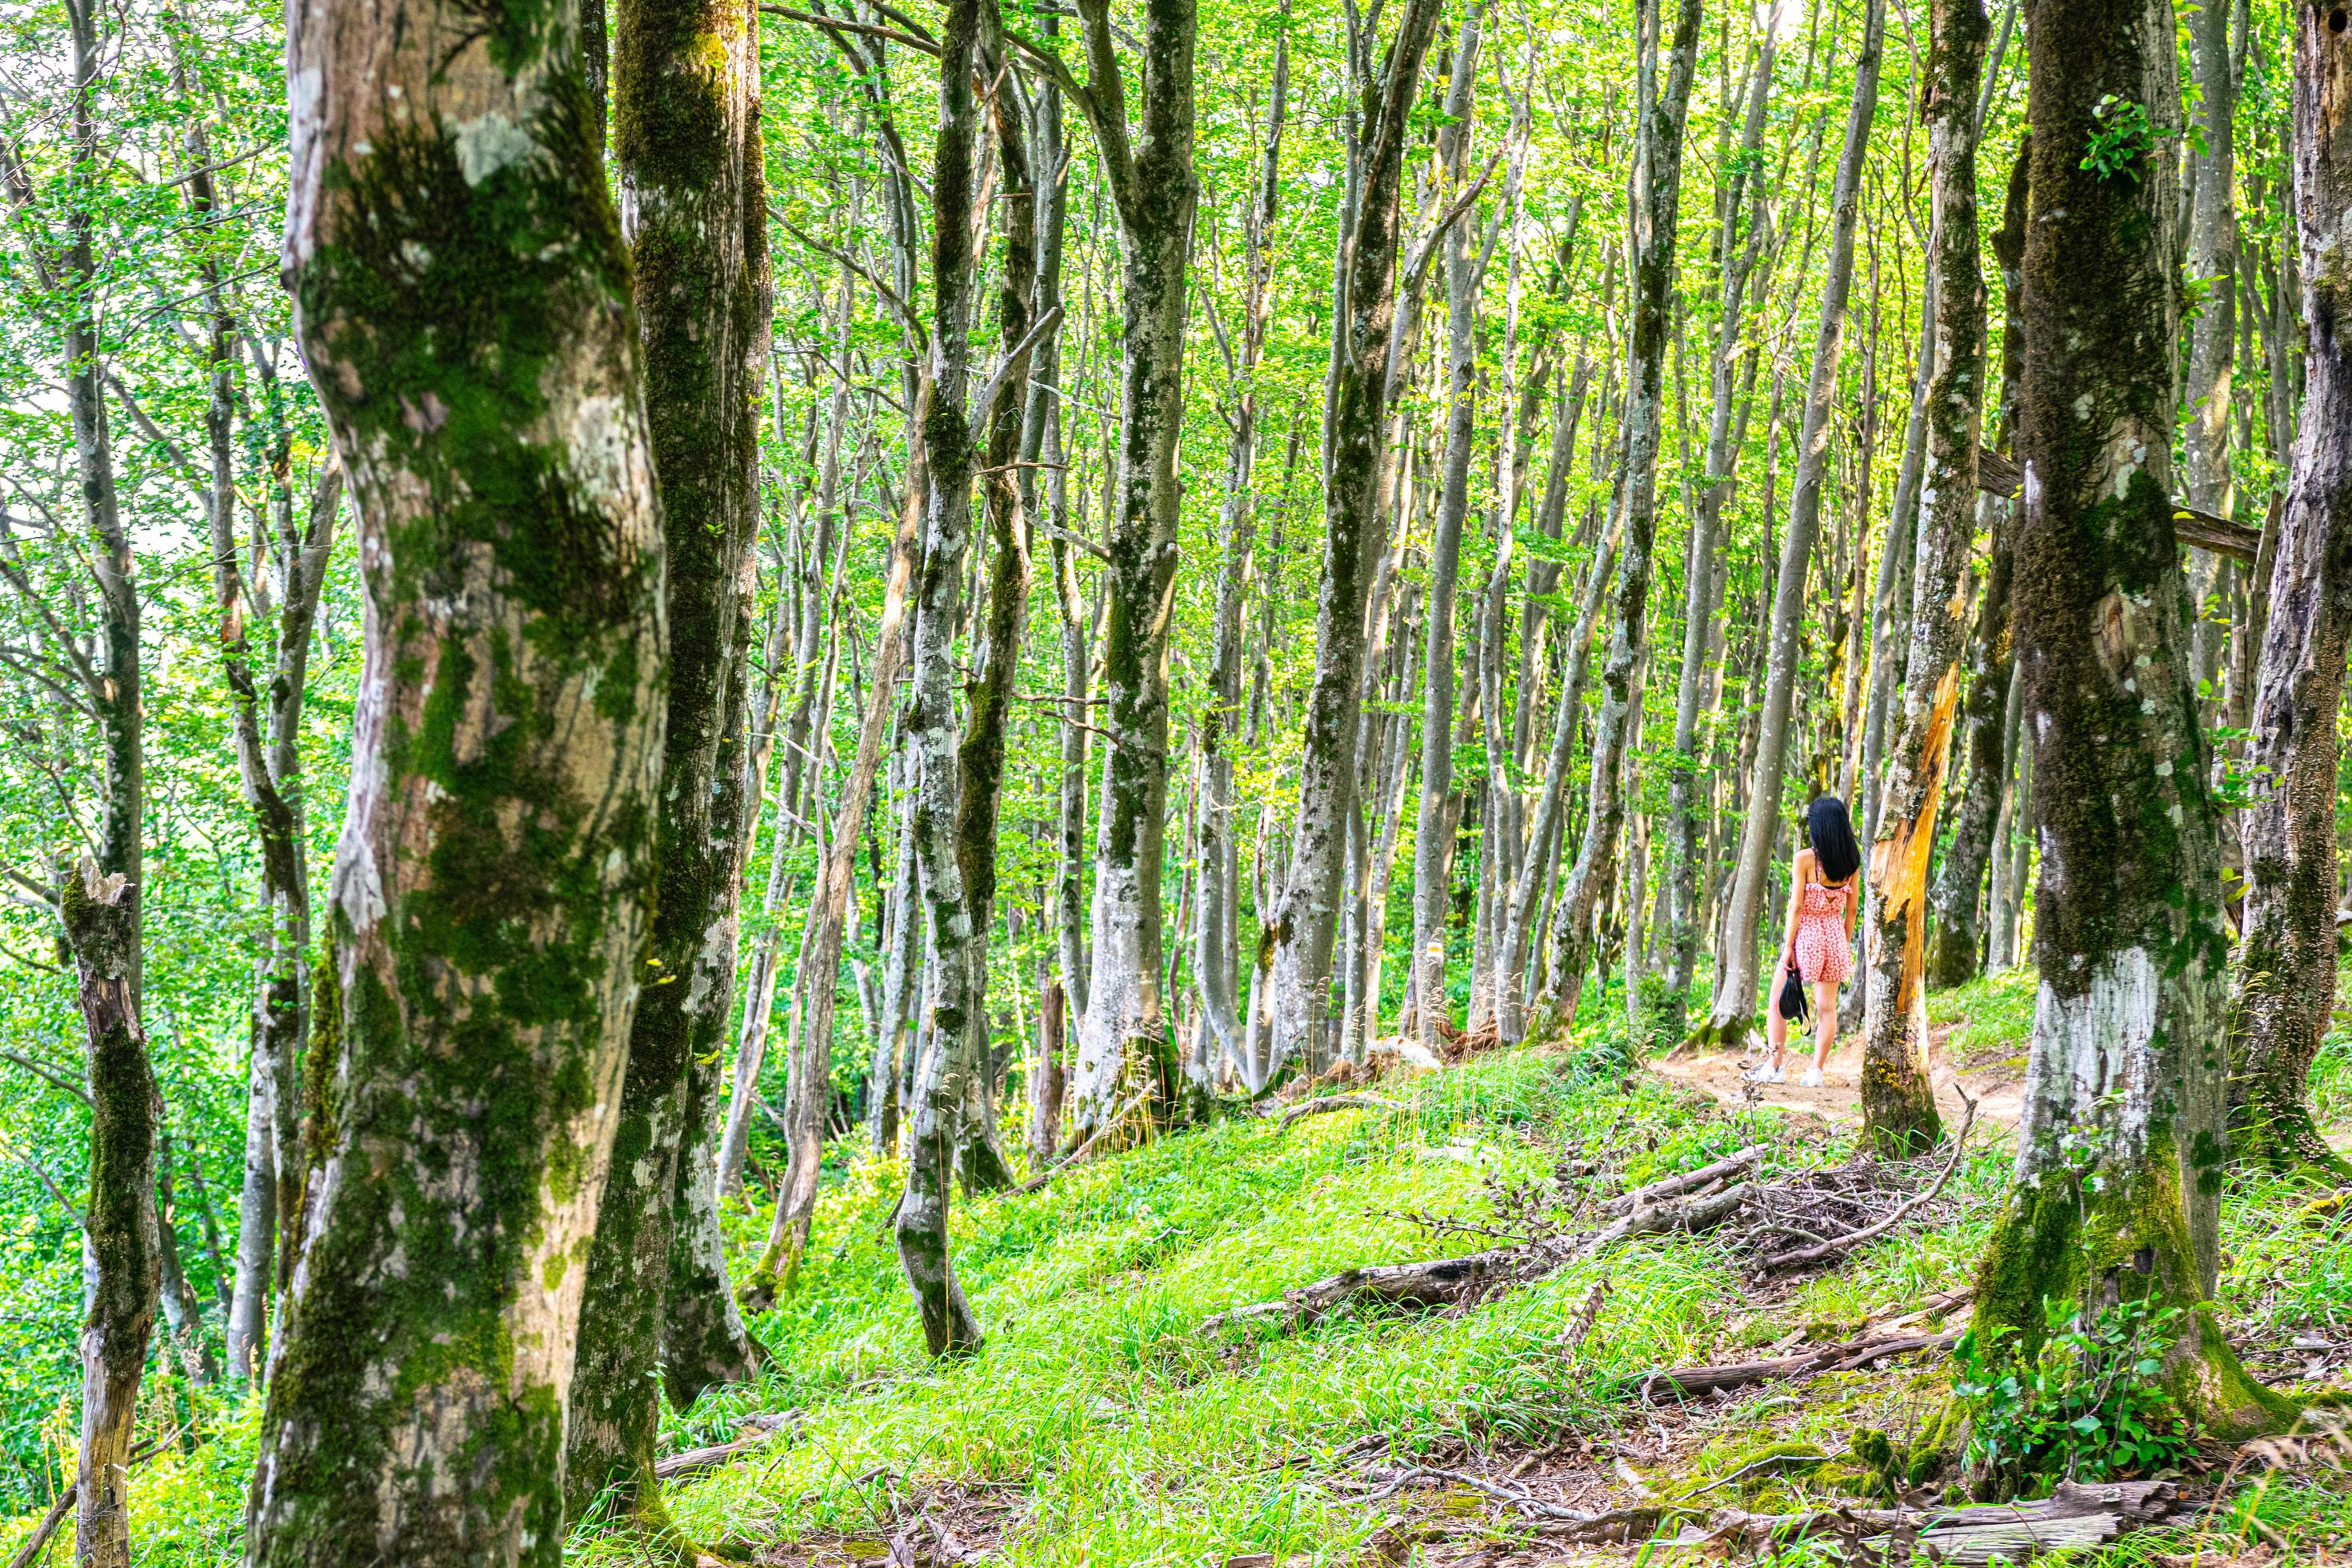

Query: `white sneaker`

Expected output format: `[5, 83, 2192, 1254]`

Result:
[1800, 1068, 1825, 1088]
[1743, 1062, 1786, 1084]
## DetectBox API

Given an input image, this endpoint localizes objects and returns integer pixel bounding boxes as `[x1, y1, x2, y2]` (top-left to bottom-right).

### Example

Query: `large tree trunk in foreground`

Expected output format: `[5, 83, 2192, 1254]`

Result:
[1697, 0, 1875, 1050]
[895, 0, 988, 1358]
[1066, 0, 1202, 1137]
[246, 0, 670, 1554]
[1537, 0, 1702, 1032]
[567, 0, 769, 1522]
[1858, 0, 1970, 1156]
[1972, 0, 2285, 1443]
[2225, 7, 2352, 1177]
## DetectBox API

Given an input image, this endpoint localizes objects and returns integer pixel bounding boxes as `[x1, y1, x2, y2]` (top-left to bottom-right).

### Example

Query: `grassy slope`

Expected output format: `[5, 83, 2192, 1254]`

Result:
[14, 969, 2352, 1566]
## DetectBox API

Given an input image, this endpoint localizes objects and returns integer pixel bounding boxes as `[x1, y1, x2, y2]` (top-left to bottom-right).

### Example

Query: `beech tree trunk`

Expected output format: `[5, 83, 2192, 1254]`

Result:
[1660, 27, 1772, 1036]
[1972, 0, 2284, 1440]
[894, 0, 991, 1356]
[1535, 0, 1699, 1033]
[1925, 142, 2029, 990]
[218, 436, 341, 1378]
[1262, 0, 1444, 1078]
[1858, 0, 1972, 1156]
[567, 0, 770, 1521]
[1065, 0, 1202, 1135]
[2225, 5, 2352, 1177]
[1198, 22, 1285, 1074]
[1409, 15, 1488, 1058]
[246, 0, 672, 1551]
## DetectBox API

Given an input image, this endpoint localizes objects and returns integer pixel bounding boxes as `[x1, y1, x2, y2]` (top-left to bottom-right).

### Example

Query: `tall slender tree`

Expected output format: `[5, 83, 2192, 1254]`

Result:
[1858, 0, 1979, 1154]
[567, 0, 770, 1519]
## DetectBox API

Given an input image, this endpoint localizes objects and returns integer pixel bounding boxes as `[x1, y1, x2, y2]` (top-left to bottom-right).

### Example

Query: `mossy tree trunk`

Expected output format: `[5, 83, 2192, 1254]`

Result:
[1859, 0, 1974, 1156]
[2224, 3, 2352, 1178]
[1541, 0, 1696, 1030]
[1053, 0, 1198, 1137]
[30, 2, 166, 1558]
[942, 7, 1042, 1191]
[1973, 0, 2287, 1441]
[1925, 142, 2028, 993]
[895, 0, 988, 1358]
[566, 0, 770, 1526]
[248, 0, 671, 1552]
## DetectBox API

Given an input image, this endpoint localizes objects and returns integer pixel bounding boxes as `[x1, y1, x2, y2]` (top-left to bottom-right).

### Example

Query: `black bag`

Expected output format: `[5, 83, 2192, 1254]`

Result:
[1777, 960, 1810, 1024]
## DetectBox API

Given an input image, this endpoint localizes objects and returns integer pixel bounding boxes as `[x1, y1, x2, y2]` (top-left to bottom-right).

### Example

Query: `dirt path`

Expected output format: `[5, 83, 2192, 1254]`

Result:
[1650, 1025, 2025, 1136]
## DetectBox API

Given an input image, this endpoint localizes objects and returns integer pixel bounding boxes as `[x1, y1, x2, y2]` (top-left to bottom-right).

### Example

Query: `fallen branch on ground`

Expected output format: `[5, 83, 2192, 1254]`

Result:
[1598, 1146, 1764, 1214]
[653, 1410, 800, 1481]
[1013, 1088, 1153, 1194]
[1199, 1169, 1753, 1336]
[1273, 1094, 1407, 1129]
[6, 1485, 72, 1568]
[1634, 1329, 1960, 1400]
[1756, 1094, 1977, 1273]
[1695, 1478, 2180, 1563]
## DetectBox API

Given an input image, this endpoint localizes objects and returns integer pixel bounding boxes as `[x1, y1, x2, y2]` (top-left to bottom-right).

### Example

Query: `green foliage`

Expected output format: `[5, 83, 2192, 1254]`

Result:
[1954, 1297, 2200, 1492]
[2080, 94, 2160, 184]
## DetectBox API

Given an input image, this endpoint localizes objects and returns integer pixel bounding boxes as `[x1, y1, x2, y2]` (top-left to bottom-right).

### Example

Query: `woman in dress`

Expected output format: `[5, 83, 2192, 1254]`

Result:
[1749, 795, 1861, 1086]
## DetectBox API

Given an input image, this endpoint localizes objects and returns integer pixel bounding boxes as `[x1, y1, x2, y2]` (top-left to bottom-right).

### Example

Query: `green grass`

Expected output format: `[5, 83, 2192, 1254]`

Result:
[18, 978, 2352, 1567]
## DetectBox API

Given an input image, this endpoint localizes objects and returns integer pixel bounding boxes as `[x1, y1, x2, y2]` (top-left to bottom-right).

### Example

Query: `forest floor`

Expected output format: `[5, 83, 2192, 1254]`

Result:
[25, 968, 2352, 1568]
[604, 965, 2352, 1568]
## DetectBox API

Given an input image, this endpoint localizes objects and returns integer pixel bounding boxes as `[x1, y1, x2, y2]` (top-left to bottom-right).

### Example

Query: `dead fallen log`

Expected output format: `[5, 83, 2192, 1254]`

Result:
[652, 1409, 800, 1481]
[1274, 1093, 1408, 1129]
[1597, 1146, 1765, 1215]
[1698, 1479, 2179, 1563]
[1635, 1329, 1959, 1399]
[1200, 1178, 1753, 1336]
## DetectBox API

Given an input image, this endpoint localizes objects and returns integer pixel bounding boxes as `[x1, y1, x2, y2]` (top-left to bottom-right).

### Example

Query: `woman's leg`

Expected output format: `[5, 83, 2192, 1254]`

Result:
[1808, 980, 1839, 1078]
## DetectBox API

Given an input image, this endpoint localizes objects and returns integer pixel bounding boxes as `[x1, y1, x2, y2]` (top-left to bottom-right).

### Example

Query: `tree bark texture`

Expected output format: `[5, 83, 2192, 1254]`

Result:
[1925, 142, 2028, 991]
[2225, 3, 2352, 1177]
[1066, 0, 1202, 1135]
[1537, 0, 1700, 1034]
[895, 0, 988, 1357]
[567, 0, 770, 1521]
[66, 859, 158, 1568]
[247, 0, 672, 1553]
[1198, 22, 1285, 1078]
[1659, 30, 1772, 1038]
[1258, 0, 1443, 1081]
[1858, 0, 1974, 1157]
[1973, 0, 2285, 1440]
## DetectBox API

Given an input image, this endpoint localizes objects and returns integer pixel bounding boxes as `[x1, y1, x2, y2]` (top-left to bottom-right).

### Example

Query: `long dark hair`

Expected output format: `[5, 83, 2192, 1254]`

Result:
[1806, 795, 1860, 884]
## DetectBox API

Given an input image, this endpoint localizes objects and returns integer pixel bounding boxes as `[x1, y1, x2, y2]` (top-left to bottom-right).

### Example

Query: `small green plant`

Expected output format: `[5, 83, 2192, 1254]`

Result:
[1954, 1296, 2200, 1492]
[2082, 95, 2160, 184]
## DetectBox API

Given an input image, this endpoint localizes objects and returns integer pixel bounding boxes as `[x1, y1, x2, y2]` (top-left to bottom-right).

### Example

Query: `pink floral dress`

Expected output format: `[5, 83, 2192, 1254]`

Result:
[1793, 879, 1854, 986]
